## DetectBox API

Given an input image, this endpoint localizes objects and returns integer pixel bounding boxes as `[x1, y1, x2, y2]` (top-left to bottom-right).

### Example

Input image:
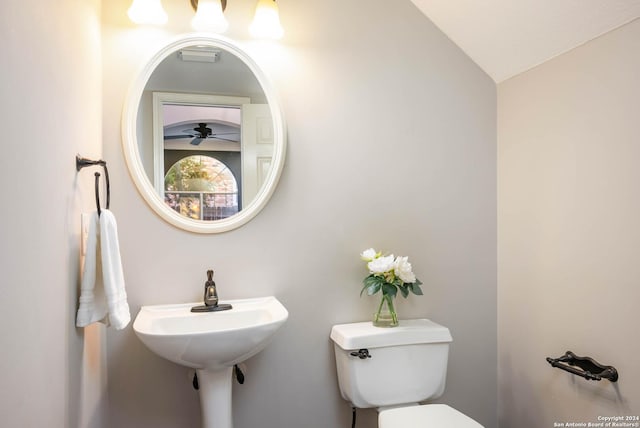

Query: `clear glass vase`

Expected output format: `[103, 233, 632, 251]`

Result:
[373, 294, 399, 327]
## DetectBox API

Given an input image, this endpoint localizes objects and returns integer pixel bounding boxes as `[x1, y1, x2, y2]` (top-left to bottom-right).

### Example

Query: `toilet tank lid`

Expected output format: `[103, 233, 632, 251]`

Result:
[330, 319, 452, 350]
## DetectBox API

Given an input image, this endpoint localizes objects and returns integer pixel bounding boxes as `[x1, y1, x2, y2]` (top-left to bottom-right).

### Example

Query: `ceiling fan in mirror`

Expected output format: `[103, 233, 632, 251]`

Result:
[164, 122, 240, 145]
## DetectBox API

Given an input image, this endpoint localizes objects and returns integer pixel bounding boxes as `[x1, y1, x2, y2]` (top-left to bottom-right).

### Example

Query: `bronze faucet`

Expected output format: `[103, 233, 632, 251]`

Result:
[191, 269, 233, 313]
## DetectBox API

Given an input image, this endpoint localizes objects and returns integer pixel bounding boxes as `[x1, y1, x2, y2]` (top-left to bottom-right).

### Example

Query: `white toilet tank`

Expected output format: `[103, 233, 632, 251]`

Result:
[330, 319, 452, 409]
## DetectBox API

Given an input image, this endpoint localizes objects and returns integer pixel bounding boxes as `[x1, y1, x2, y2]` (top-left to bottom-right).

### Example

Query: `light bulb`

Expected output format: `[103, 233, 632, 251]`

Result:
[191, 0, 229, 33]
[249, 0, 284, 40]
[127, 0, 168, 25]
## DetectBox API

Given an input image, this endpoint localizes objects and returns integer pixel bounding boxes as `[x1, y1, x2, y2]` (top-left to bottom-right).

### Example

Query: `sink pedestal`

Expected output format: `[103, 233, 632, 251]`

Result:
[197, 367, 233, 428]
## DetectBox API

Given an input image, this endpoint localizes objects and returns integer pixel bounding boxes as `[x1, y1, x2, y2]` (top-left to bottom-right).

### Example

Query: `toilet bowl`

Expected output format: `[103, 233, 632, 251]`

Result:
[330, 319, 483, 427]
[379, 404, 482, 427]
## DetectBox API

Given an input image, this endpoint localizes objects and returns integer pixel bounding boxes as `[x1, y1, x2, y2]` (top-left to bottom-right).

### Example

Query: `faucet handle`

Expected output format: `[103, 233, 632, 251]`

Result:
[204, 270, 218, 307]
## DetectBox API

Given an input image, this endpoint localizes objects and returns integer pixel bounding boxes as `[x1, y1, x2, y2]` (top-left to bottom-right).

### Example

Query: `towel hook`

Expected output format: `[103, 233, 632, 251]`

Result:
[76, 155, 110, 215]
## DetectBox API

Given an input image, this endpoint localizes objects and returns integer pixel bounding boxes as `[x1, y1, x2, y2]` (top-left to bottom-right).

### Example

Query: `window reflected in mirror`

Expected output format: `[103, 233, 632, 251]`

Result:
[164, 155, 239, 220]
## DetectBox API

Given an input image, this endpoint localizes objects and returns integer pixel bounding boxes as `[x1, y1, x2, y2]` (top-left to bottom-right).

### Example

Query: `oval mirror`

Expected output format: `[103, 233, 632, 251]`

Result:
[122, 34, 286, 233]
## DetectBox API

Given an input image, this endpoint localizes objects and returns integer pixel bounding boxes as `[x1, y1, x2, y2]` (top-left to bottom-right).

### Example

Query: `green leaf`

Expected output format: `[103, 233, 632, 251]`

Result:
[400, 287, 409, 299]
[409, 282, 424, 296]
[359, 283, 369, 297]
[361, 275, 384, 296]
[402, 284, 411, 299]
[366, 283, 382, 296]
[360, 284, 381, 297]
[382, 283, 398, 297]
[363, 275, 382, 287]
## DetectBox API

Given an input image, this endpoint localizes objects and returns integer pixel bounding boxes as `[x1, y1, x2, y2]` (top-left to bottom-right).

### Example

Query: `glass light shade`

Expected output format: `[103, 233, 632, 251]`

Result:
[127, 0, 168, 25]
[191, 0, 229, 33]
[249, 0, 284, 40]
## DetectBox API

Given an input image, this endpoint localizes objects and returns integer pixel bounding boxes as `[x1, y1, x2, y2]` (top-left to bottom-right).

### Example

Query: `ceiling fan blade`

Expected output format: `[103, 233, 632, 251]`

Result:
[210, 132, 239, 136]
[190, 137, 204, 145]
[212, 137, 240, 143]
[165, 135, 193, 140]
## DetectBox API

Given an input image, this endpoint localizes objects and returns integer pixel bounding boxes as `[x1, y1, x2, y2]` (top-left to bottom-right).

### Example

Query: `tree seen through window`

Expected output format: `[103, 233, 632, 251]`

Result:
[164, 155, 238, 221]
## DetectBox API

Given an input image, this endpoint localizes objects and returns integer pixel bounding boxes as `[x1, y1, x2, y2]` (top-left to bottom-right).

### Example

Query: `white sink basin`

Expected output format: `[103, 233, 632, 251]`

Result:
[133, 296, 288, 371]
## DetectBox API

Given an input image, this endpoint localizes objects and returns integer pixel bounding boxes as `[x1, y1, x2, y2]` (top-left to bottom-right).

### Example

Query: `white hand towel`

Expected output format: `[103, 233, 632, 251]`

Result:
[76, 212, 108, 327]
[76, 210, 130, 330]
[99, 209, 131, 330]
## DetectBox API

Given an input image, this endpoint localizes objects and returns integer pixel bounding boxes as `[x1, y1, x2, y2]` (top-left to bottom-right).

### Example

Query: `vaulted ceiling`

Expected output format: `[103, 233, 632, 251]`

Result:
[409, 0, 640, 82]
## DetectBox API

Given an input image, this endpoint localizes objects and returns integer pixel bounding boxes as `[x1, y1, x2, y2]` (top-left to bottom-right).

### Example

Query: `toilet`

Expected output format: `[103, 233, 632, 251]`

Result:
[330, 319, 483, 427]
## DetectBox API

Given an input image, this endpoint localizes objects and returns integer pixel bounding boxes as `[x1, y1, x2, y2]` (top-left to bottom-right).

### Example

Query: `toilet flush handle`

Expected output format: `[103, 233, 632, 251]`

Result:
[350, 349, 371, 359]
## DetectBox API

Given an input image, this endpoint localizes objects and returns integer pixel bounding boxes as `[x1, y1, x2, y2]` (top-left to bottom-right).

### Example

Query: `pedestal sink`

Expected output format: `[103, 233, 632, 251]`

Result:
[133, 296, 288, 428]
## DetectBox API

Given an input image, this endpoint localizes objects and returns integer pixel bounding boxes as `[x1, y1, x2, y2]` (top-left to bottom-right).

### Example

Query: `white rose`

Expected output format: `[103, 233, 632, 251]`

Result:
[360, 248, 378, 262]
[394, 256, 416, 283]
[368, 254, 395, 274]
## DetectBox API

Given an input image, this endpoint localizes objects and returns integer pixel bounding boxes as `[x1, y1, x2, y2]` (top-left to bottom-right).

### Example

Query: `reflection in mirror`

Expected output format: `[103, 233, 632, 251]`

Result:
[155, 95, 245, 221]
[136, 46, 273, 222]
[162, 104, 240, 221]
[122, 35, 286, 233]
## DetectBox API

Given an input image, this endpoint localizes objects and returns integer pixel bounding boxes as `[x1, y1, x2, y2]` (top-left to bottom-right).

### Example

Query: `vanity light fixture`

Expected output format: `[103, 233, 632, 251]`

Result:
[249, 0, 284, 40]
[127, 0, 168, 25]
[128, 0, 284, 39]
[189, 0, 283, 39]
[190, 0, 229, 33]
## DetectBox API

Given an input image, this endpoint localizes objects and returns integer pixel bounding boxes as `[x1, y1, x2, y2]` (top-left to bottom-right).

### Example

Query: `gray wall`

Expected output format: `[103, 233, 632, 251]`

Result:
[0, 0, 496, 426]
[498, 18, 640, 427]
[102, 1, 498, 427]
[102, 0, 497, 427]
[0, 1, 104, 427]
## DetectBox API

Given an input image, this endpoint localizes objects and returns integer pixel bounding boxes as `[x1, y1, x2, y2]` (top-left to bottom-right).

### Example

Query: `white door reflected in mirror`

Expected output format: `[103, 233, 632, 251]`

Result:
[241, 103, 273, 208]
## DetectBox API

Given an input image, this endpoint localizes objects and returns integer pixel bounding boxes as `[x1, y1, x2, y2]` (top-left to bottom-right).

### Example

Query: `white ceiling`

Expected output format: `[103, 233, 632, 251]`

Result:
[409, 0, 640, 82]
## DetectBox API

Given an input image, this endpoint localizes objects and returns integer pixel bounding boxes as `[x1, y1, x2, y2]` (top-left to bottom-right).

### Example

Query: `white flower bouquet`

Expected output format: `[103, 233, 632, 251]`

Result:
[360, 248, 423, 298]
[360, 248, 423, 327]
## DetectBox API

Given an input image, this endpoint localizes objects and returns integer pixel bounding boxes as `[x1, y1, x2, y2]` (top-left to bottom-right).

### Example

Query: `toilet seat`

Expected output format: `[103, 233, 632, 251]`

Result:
[378, 404, 484, 428]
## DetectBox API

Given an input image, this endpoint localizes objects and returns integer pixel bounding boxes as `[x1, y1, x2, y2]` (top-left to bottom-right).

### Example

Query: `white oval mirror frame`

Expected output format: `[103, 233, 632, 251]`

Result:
[122, 34, 286, 233]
